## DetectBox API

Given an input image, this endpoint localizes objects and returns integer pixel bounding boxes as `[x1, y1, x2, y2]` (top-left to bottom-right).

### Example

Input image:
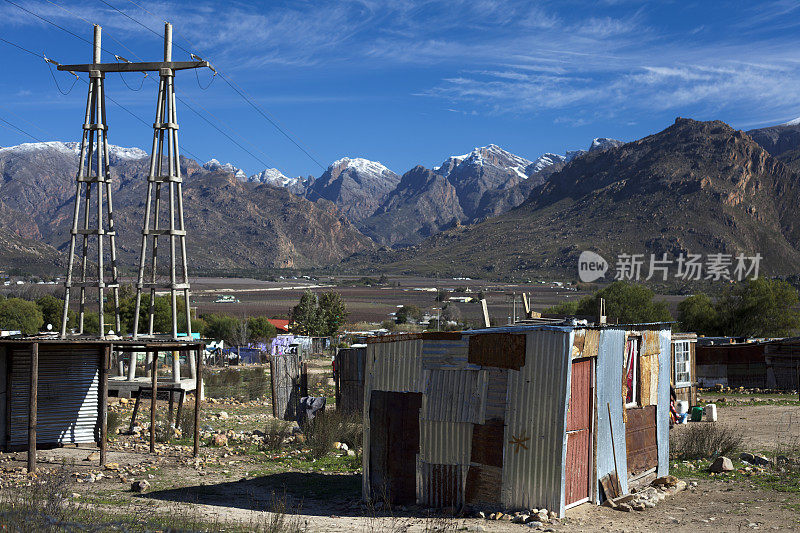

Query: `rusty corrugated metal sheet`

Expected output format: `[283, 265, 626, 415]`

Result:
[371, 338, 423, 393]
[422, 368, 487, 423]
[501, 328, 573, 516]
[417, 461, 466, 508]
[419, 420, 472, 465]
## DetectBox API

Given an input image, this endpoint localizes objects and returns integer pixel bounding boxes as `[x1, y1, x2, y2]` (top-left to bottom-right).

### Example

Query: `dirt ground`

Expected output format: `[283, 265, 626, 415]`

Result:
[4, 390, 800, 532]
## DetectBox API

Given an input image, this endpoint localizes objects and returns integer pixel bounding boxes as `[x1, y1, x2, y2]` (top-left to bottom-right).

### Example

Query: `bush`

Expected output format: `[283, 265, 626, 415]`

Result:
[672, 423, 744, 460]
[302, 410, 362, 459]
[178, 402, 196, 438]
[262, 418, 292, 451]
[106, 410, 123, 438]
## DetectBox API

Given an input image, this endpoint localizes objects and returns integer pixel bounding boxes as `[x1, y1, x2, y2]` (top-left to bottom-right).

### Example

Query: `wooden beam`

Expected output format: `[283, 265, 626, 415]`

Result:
[57, 60, 210, 73]
[150, 350, 157, 454]
[480, 299, 491, 328]
[193, 347, 202, 457]
[99, 345, 109, 466]
[27, 343, 38, 473]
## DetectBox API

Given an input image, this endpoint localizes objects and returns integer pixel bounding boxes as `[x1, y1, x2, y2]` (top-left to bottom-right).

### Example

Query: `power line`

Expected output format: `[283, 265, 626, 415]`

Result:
[115, 0, 328, 171]
[0, 115, 44, 142]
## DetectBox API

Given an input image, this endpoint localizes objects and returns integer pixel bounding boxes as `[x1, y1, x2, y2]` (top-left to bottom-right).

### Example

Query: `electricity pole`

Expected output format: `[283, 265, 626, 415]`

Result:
[57, 23, 209, 340]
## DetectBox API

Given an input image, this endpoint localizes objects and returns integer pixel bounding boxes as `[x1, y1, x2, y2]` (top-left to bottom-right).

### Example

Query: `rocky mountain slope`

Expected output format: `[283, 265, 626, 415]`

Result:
[0, 142, 373, 272]
[747, 119, 800, 157]
[304, 157, 400, 223]
[347, 118, 800, 279]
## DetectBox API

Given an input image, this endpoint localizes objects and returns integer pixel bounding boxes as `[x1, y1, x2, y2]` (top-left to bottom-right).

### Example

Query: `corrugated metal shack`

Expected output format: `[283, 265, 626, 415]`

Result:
[0, 338, 205, 473]
[671, 333, 697, 405]
[696, 339, 767, 388]
[334, 345, 366, 415]
[697, 337, 800, 390]
[362, 324, 672, 516]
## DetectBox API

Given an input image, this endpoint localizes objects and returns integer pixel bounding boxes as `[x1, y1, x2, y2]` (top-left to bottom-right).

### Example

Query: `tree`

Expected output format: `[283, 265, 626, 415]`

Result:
[247, 316, 277, 342]
[290, 291, 323, 336]
[677, 294, 719, 335]
[35, 294, 74, 330]
[395, 304, 422, 324]
[318, 291, 348, 336]
[202, 313, 240, 343]
[717, 278, 800, 337]
[441, 302, 462, 324]
[575, 281, 672, 323]
[0, 298, 43, 334]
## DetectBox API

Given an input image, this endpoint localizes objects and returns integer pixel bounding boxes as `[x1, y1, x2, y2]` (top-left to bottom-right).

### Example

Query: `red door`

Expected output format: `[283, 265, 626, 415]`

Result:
[565, 358, 593, 506]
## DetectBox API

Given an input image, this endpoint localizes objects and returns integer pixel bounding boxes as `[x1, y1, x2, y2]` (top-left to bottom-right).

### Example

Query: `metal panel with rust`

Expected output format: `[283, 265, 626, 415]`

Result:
[565, 359, 593, 506]
[471, 418, 505, 468]
[468, 333, 526, 370]
[335, 347, 365, 415]
[419, 462, 465, 508]
[624, 405, 658, 477]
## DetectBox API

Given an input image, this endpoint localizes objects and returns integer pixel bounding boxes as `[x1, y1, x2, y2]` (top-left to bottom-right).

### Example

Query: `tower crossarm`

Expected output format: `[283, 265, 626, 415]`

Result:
[57, 61, 210, 73]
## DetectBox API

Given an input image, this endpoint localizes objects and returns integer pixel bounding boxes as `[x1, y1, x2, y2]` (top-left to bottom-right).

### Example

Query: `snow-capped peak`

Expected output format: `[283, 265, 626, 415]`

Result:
[203, 158, 247, 180]
[589, 137, 623, 152]
[530, 153, 567, 173]
[781, 116, 800, 126]
[0, 141, 147, 160]
[330, 157, 393, 176]
[436, 144, 532, 180]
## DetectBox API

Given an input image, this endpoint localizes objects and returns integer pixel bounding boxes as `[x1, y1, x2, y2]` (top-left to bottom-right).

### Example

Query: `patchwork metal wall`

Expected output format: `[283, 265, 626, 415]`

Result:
[334, 346, 366, 415]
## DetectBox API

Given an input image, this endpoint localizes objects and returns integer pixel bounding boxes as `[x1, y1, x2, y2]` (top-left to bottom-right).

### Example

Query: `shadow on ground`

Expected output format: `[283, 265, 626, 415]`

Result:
[140, 472, 364, 516]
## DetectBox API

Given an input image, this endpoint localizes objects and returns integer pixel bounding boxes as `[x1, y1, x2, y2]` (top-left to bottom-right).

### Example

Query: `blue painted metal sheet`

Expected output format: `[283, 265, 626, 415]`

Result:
[594, 327, 629, 501]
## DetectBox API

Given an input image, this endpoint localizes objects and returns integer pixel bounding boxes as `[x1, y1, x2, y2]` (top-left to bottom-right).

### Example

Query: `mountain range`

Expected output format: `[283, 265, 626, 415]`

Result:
[347, 118, 800, 279]
[2, 118, 800, 280]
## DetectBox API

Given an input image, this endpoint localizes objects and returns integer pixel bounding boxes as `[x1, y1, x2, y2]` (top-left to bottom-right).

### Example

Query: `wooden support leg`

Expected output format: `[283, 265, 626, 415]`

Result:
[99, 345, 109, 466]
[150, 350, 157, 453]
[28, 343, 38, 473]
[193, 347, 202, 457]
[176, 389, 184, 430]
[129, 390, 142, 433]
[168, 390, 174, 427]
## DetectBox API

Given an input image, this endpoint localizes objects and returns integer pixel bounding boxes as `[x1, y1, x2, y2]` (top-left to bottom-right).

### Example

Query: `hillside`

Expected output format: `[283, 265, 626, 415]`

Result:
[346, 118, 800, 279]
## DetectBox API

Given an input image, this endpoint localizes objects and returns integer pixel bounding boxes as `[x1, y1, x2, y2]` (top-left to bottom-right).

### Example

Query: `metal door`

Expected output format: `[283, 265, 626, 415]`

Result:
[565, 358, 593, 507]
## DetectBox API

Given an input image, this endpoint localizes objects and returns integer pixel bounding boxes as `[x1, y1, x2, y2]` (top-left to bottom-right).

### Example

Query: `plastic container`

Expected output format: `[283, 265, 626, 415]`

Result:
[676, 400, 689, 415]
[680, 413, 689, 424]
[691, 406, 704, 422]
[704, 403, 717, 422]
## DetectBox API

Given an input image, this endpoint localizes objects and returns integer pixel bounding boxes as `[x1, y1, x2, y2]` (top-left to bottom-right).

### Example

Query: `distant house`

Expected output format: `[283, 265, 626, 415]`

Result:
[268, 319, 291, 333]
[696, 336, 800, 390]
[448, 296, 474, 303]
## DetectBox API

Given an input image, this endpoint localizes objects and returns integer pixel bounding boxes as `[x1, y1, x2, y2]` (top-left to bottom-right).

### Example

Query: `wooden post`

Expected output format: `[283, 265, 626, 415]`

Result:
[28, 343, 38, 473]
[150, 350, 157, 453]
[99, 345, 109, 466]
[193, 346, 202, 457]
[480, 299, 491, 328]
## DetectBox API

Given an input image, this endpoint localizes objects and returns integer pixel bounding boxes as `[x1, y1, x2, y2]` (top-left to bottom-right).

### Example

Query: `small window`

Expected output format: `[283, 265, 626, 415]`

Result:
[674, 340, 691, 387]
[624, 337, 640, 408]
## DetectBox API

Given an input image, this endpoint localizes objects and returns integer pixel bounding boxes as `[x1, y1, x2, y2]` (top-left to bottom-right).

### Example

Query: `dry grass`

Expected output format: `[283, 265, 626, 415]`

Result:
[672, 422, 744, 460]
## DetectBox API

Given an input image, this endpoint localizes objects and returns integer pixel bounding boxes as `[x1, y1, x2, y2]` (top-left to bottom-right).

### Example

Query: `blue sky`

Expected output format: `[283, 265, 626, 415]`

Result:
[2, 0, 800, 178]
